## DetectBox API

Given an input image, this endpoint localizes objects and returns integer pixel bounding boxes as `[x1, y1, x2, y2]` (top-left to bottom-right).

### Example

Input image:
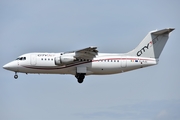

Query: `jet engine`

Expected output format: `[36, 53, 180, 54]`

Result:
[54, 55, 76, 65]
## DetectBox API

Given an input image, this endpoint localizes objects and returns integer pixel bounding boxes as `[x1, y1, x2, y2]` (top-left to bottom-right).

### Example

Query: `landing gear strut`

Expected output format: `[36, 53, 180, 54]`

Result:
[75, 73, 86, 83]
[14, 72, 18, 79]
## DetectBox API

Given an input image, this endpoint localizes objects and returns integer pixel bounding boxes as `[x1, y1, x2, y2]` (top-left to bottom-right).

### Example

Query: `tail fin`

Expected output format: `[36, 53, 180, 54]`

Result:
[127, 28, 174, 59]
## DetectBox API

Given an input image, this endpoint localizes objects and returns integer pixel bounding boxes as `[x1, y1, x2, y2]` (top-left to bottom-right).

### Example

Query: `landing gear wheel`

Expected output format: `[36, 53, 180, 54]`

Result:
[14, 72, 18, 79]
[75, 73, 85, 83]
[14, 75, 18, 79]
[78, 78, 84, 83]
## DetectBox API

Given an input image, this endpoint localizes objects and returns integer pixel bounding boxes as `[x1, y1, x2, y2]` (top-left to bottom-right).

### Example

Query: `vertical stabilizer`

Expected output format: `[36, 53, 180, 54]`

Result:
[126, 28, 174, 59]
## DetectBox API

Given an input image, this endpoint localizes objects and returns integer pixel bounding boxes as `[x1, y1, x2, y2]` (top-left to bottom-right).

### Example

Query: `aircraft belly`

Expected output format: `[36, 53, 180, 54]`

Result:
[18, 65, 76, 74]
[88, 62, 122, 75]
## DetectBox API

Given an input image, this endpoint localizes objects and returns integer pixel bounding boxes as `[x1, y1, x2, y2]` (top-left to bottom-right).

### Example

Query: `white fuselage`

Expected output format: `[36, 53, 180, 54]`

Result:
[5, 52, 157, 75]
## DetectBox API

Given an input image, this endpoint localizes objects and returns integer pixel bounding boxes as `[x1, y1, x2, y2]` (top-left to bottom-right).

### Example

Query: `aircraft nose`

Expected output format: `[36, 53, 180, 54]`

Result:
[3, 61, 18, 71]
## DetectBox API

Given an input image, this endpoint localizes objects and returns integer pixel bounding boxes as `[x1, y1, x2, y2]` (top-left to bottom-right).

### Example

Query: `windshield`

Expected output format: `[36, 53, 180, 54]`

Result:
[16, 57, 26, 60]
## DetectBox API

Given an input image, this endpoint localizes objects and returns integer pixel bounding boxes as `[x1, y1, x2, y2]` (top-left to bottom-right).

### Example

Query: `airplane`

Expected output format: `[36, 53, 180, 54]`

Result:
[3, 28, 174, 83]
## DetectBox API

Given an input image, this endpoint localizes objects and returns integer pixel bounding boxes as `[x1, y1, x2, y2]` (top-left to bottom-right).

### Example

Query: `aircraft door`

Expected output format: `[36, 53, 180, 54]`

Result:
[121, 57, 127, 68]
[30, 55, 37, 65]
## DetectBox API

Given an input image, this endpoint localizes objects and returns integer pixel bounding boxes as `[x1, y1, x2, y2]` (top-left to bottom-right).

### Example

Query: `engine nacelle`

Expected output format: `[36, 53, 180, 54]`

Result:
[54, 56, 76, 65]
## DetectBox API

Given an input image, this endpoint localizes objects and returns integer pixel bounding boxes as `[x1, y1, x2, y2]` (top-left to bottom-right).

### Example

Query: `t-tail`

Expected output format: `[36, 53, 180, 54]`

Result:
[126, 28, 174, 59]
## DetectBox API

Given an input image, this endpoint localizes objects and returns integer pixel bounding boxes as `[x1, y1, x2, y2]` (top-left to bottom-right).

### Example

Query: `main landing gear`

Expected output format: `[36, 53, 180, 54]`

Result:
[14, 72, 18, 79]
[75, 73, 86, 83]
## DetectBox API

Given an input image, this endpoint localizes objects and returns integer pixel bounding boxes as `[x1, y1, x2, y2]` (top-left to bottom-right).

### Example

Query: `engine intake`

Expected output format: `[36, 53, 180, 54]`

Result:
[54, 56, 76, 65]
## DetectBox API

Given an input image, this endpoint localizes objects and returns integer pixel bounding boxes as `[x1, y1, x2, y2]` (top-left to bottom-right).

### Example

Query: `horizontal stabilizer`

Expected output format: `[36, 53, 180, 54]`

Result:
[151, 28, 174, 35]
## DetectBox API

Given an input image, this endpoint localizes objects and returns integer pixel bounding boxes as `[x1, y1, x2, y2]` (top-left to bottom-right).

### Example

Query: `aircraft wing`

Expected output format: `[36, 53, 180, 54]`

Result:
[74, 46, 98, 59]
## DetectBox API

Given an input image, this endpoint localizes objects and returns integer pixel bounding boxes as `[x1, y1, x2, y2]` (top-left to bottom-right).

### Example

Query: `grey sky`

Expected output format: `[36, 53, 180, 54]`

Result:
[0, 0, 180, 120]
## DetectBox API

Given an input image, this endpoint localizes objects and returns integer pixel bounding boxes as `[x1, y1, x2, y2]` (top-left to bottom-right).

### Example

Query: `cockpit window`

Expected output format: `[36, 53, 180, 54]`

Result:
[16, 57, 26, 60]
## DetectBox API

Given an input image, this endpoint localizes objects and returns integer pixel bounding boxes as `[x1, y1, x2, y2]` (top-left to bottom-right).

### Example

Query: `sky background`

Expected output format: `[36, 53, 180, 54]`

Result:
[0, 0, 180, 120]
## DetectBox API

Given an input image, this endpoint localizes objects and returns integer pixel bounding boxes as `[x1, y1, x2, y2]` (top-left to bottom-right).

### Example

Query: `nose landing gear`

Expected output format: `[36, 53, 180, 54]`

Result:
[14, 72, 18, 79]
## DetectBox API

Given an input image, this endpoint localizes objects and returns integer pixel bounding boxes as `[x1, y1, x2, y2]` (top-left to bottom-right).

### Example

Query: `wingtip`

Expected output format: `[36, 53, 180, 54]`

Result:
[168, 28, 175, 32]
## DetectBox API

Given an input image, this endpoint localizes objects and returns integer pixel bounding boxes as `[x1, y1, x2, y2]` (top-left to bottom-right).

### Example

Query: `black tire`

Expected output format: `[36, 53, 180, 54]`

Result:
[76, 73, 85, 83]
[77, 78, 83, 83]
[14, 75, 18, 79]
